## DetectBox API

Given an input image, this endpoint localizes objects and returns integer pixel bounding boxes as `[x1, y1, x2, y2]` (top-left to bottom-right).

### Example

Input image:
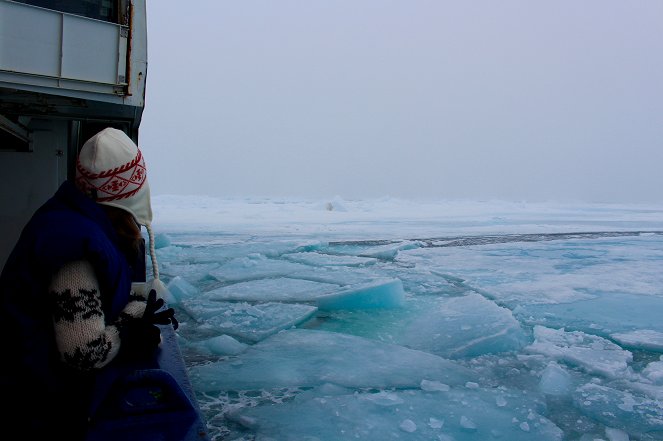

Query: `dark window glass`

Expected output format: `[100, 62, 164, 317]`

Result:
[0, 130, 29, 152]
[14, 1, 122, 23]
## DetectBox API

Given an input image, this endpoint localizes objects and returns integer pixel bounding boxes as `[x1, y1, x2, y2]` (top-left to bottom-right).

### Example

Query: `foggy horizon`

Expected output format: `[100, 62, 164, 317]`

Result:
[139, 1, 663, 204]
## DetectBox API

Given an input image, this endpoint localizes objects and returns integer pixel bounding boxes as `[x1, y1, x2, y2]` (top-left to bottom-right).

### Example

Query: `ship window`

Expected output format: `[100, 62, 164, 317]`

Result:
[13, 1, 129, 24]
[0, 116, 31, 152]
[0, 130, 30, 152]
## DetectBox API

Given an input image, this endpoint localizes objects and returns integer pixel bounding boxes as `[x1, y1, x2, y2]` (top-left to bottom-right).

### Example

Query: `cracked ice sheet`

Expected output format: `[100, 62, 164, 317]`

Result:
[288, 267, 376, 286]
[310, 292, 527, 356]
[208, 255, 312, 282]
[188, 329, 476, 393]
[524, 326, 633, 379]
[228, 384, 563, 441]
[398, 236, 663, 308]
[514, 293, 663, 339]
[208, 255, 377, 287]
[611, 330, 663, 352]
[573, 382, 663, 438]
[281, 251, 378, 266]
[397, 292, 529, 359]
[179, 299, 317, 343]
[315, 278, 406, 310]
[202, 277, 341, 302]
[201, 277, 405, 310]
[161, 261, 221, 283]
[323, 240, 424, 260]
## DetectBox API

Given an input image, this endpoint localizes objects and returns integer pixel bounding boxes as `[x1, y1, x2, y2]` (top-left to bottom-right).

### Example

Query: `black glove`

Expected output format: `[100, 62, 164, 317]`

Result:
[144, 289, 179, 330]
[118, 290, 177, 357]
[119, 317, 162, 357]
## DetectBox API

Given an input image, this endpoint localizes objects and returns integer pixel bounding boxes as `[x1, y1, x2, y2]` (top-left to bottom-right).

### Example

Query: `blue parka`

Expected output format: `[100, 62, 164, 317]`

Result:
[0, 180, 137, 436]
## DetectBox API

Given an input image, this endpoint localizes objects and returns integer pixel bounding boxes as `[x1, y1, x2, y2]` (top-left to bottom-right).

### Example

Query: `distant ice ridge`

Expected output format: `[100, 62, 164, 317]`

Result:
[151, 195, 663, 238]
[149, 198, 663, 440]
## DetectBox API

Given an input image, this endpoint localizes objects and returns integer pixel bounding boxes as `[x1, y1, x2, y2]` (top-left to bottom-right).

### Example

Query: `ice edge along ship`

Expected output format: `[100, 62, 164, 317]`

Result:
[0, 1, 209, 439]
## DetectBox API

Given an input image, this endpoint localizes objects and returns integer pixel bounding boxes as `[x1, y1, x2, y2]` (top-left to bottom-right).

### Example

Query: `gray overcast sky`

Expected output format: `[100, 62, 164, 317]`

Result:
[139, 1, 663, 203]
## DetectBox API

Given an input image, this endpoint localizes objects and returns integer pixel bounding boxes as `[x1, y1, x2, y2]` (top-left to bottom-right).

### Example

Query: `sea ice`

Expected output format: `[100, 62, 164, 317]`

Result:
[398, 292, 528, 358]
[611, 330, 663, 352]
[281, 251, 378, 266]
[524, 326, 633, 379]
[179, 299, 317, 343]
[189, 329, 476, 392]
[227, 384, 563, 440]
[201, 276, 340, 302]
[538, 361, 573, 396]
[315, 278, 406, 310]
[148, 197, 663, 440]
[573, 382, 663, 437]
[209, 254, 310, 282]
[515, 293, 663, 338]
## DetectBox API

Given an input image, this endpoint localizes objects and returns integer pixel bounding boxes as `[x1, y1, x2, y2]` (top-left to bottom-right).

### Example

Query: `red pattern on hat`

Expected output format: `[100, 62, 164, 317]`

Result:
[76, 149, 147, 202]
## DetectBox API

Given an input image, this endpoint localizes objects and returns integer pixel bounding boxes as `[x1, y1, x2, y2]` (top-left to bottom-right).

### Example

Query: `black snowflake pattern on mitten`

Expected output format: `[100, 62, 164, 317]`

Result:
[62, 335, 113, 370]
[51, 287, 103, 322]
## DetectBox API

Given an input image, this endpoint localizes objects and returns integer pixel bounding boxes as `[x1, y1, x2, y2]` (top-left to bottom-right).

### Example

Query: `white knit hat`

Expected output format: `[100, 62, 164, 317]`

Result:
[76, 127, 161, 284]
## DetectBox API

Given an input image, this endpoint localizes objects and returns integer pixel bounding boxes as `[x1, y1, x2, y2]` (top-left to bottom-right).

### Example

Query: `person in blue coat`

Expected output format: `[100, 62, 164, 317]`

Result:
[0, 128, 177, 439]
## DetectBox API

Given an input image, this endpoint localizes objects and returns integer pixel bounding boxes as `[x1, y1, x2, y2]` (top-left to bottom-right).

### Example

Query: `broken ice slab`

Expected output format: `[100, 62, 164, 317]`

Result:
[186, 334, 249, 356]
[161, 261, 222, 283]
[227, 384, 563, 441]
[281, 251, 378, 266]
[152, 244, 185, 262]
[179, 299, 317, 343]
[200, 277, 405, 310]
[289, 265, 376, 286]
[514, 292, 663, 338]
[189, 329, 476, 393]
[611, 329, 663, 352]
[397, 292, 528, 358]
[323, 240, 423, 260]
[524, 326, 633, 379]
[573, 382, 663, 438]
[538, 361, 574, 396]
[315, 278, 406, 310]
[208, 254, 311, 282]
[642, 357, 663, 385]
[166, 275, 201, 304]
[202, 277, 341, 302]
[309, 291, 525, 351]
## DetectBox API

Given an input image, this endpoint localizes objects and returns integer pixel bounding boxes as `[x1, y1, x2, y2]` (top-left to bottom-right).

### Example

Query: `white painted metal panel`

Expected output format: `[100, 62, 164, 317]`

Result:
[0, 2, 62, 77]
[61, 13, 121, 85]
[0, 1, 129, 92]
